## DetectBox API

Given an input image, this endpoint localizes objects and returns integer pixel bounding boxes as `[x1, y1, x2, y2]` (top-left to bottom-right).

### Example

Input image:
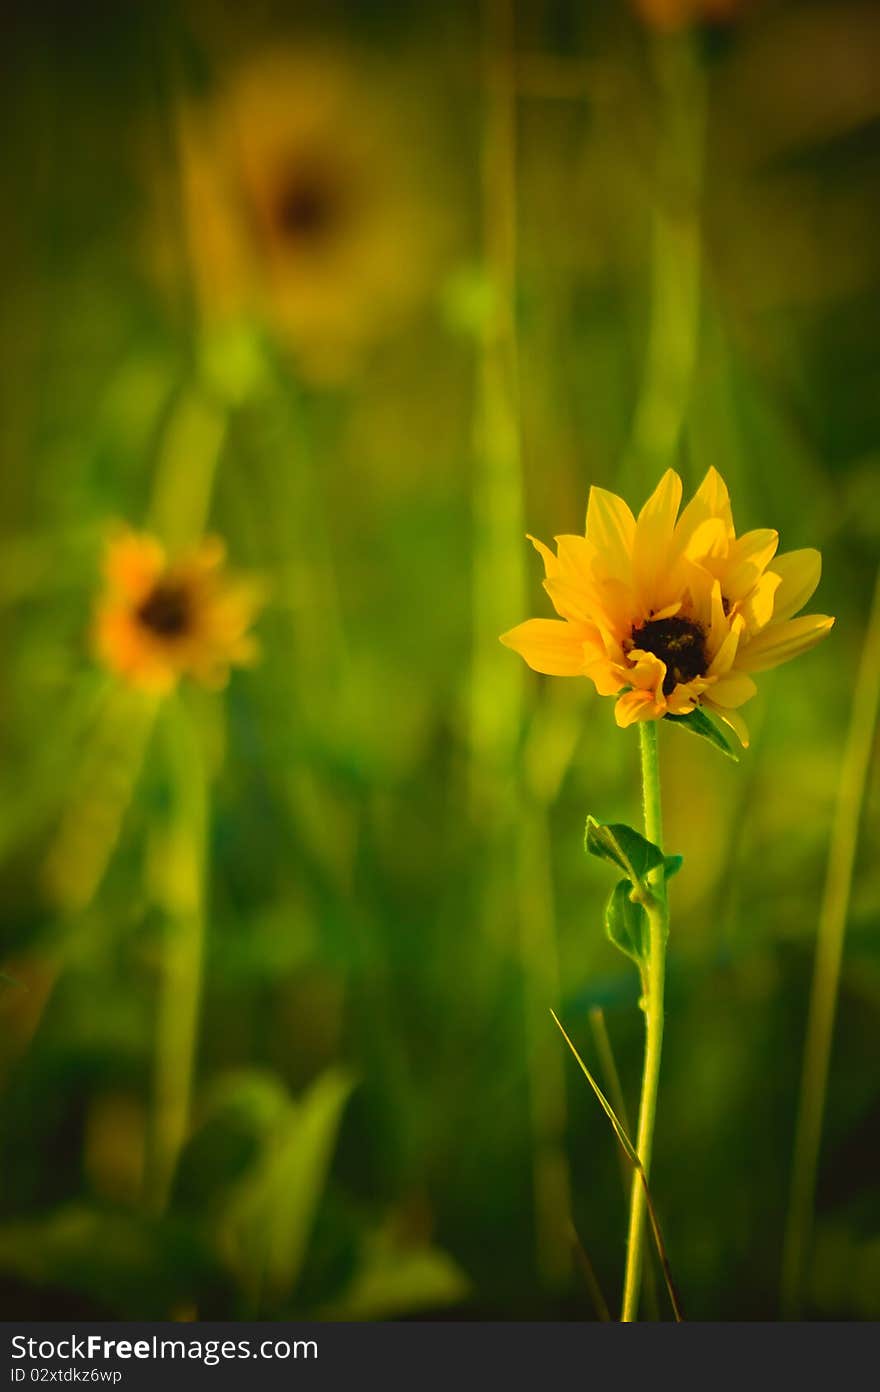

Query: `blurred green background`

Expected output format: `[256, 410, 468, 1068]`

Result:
[0, 0, 878, 1321]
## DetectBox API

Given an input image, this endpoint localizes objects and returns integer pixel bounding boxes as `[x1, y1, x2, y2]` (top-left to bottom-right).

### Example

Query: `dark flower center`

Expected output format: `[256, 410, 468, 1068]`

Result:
[274, 164, 342, 243]
[631, 616, 707, 696]
[137, 583, 191, 638]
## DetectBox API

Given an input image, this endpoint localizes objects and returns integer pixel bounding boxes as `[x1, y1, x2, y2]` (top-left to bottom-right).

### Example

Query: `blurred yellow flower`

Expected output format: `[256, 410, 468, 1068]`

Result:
[95, 530, 260, 693]
[500, 468, 833, 747]
[632, 0, 748, 29]
[175, 48, 442, 381]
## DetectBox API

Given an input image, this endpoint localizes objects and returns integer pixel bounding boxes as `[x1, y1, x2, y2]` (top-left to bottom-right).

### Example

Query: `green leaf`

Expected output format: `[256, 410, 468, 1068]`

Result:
[605, 878, 649, 967]
[664, 708, 739, 761]
[217, 1068, 355, 1313]
[585, 817, 664, 888]
[663, 854, 684, 880]
[0, 1205, 222, 1319]
[259, 1069, 354, 1305]
[322, 1240, 468, 1320]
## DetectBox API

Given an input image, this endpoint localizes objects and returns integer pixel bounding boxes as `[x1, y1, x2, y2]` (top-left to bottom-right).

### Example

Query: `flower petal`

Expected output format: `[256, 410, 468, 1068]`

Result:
[707, 612, 744, 676]
[527, 534, 559, 580]
[584, 657, 627, 697]
[674, 467, 734, 551]
[626, 649, 667, 698]
[703, 578, 729, 659]
[665, 677, 707, 715]
[737, 614, 835, 674]
[738, 570, 781, 635]
[542, 535, 607, 621]
[638, 469, 682, 531]
[592, 577, 636, 640]
[723, 529, 779, 601]
[770, 548, 822, 624]
[105, 533, 165, 602]
[708, 671, 758, 708]
[615, 689, 662, 728]
[554, 534, 599, 588]
[586, 485, 636, 582]
[189, 535, 227, 572]
[633, 468, 683, 611]
[544, 577, 598, 623]
[684, 517, 728, 565]
[499, 618, 591, 675]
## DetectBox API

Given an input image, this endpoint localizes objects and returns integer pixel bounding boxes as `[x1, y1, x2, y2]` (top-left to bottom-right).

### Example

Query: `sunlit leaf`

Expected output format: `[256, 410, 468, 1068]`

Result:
[664, 708, 739, 761]
[605, 878, 648, 968]
[585, 816, 664, 888]
[322, 1239, 468, 1321]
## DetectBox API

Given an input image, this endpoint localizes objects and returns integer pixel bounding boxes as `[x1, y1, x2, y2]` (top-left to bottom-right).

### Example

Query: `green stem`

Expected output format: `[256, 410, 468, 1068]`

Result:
[590, 1006, 660, 1320]
[621, 720, 669, 1321]
[146, 694, 208, 1212]
[639, 716, 664, 854]
[477, 0, 573, 1289]
[624, 32, 705, 499]
[470, 0, 525, 809]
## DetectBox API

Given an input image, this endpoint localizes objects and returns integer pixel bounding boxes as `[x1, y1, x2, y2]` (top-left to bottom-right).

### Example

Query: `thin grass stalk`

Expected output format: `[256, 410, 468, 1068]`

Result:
[552, 1008, 681, 1321]
[569, 1222, 612, 1322]
[518, 803, 574, 1286]
[624, 31, 705, 497]
[474, 0, 571, 1286]
[782, 564, 880, 1316]
[470, 0, 525, 805]
[589, 1007, 631, 1140]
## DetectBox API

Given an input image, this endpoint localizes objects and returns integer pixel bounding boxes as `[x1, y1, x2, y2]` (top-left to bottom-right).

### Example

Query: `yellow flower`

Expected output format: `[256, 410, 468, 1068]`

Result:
[94, 530, 261, 693]
[174, 48, 443, 381]
[632, 0, 748, 30]
[500, 468, 833, 747]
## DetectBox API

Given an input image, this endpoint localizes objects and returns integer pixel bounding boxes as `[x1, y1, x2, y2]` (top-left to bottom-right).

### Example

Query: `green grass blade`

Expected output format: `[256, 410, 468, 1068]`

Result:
[551, 1009, 684, 1322]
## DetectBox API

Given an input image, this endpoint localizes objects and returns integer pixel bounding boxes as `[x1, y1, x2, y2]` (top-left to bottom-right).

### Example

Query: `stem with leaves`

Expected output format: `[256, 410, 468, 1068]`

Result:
[620, 721, 669, 1321]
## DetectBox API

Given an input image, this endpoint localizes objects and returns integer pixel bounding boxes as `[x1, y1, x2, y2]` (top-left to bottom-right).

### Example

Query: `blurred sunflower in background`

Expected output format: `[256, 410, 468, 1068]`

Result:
[174, 47, 445, 381]
[632, 0, 750, 30]
[501, 468, 834, 746]
[95, 529, 261, 692]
